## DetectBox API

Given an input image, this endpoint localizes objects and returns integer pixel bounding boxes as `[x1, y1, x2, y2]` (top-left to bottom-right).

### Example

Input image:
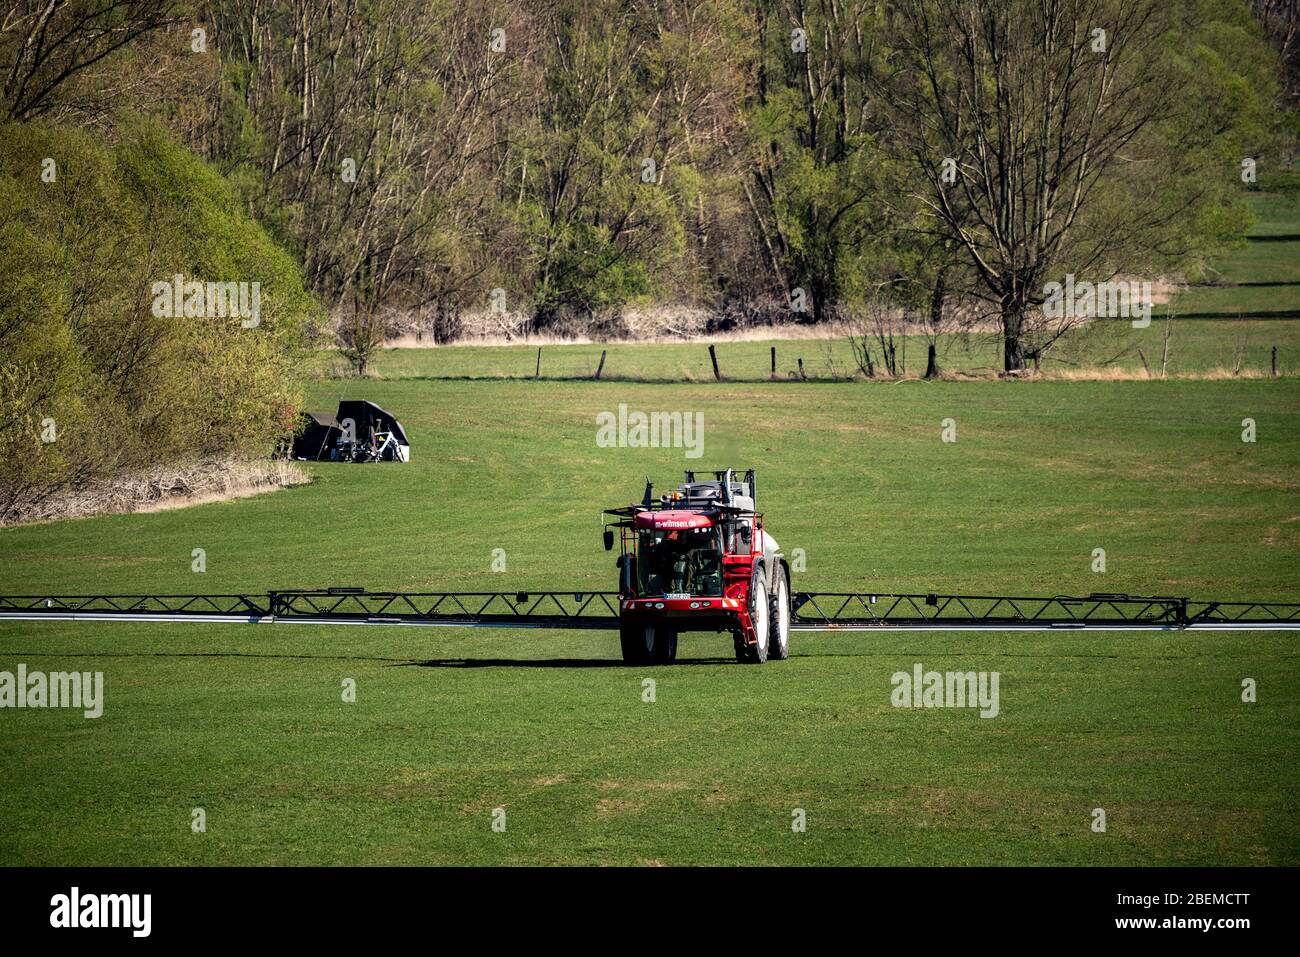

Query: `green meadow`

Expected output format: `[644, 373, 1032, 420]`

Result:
[318, 319, 1300, 382]
[1, 378, 1296, 865]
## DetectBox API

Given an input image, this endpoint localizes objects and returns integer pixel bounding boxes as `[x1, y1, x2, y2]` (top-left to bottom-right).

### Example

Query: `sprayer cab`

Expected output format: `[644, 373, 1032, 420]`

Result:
[602, 469, 791, 664]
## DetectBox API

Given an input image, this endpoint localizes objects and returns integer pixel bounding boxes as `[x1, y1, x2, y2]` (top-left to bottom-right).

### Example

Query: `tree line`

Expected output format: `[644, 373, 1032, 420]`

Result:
[1, 0, 1291, 382]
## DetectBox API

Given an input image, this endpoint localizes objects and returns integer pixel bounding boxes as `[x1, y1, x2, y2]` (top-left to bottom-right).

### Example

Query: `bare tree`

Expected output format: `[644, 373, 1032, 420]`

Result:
[876, 0, 1226, 371]
[1251, 0, 1300, 107]
[1, 0, 179, 120]
[337, 289, 386, 377]
[198, 0, 515, 344]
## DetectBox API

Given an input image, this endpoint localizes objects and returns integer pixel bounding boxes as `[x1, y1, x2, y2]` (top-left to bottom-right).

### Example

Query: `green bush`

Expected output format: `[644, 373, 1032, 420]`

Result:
[0, 119, 319, 520]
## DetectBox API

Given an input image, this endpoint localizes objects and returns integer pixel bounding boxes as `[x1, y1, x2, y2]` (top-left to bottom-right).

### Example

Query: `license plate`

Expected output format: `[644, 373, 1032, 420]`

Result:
[664, 593, 691, 600]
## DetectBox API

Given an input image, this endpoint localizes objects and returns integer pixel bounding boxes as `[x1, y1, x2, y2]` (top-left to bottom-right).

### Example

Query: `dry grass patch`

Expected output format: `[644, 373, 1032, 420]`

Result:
[2, 459, 311, 527]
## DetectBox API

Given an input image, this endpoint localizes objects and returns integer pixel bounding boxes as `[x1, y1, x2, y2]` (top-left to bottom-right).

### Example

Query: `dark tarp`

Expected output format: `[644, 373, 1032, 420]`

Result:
[291, 411, 345, 461]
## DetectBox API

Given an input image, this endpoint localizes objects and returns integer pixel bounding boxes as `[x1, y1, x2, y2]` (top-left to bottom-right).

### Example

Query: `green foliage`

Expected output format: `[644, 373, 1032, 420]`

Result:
[1133, 0, 1280, 281]
[515, 0, 696, 325]
[0, 119, 318, 519]
[746, 3, 896, 320]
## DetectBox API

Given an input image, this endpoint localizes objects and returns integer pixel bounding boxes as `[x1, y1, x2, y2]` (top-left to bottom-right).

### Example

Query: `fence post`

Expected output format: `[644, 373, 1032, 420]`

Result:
[1272, 345, 1278, 378]
[595, 349, 606, 380]
[535, 347, 542, 379]
[709, 344, 722, 381]
[770, 346, 776, 378]
[797, 357, 806, 380]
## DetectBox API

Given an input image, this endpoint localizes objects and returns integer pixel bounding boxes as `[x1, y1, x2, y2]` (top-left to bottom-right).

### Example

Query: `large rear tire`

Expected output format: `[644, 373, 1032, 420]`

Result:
[736, 566, 770, 664]
[621, 620, 677, 664]
[769, 566, 790, 660]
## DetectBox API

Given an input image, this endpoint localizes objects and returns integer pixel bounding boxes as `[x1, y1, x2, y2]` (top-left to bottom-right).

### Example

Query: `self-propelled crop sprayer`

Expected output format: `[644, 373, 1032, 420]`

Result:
[2, 468, 1297, 663]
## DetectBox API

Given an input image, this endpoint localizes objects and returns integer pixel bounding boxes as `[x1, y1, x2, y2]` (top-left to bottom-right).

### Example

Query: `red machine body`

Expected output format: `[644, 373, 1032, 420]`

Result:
[604, 469, 790, 664]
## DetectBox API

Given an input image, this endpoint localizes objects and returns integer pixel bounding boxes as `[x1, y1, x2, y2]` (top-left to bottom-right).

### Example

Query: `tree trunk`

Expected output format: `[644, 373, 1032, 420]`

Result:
[926, 269, 946, 379]
[811, 292, 827, 325]
[924, 342, 939, 378]
[1001, 299, 1028, 371]
[929, 269, 947, 330]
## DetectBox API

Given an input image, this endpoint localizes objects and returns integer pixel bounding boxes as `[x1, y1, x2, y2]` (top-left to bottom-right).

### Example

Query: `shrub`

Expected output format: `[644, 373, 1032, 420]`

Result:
[0, 119, 319, 521]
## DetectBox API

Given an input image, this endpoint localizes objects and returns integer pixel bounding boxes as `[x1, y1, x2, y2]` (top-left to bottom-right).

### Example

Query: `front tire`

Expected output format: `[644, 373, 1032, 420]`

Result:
[621, 620, 677, 664]
[769, 565, 790, 660]
[736, 566, 770, 664]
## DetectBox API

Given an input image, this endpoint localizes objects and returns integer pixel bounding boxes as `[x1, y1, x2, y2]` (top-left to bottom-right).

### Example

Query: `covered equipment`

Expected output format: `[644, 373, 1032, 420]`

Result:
[291, 401, 410, 463]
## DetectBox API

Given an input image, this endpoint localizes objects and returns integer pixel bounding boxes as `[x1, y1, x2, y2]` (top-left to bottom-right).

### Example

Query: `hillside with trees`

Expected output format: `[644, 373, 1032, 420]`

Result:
[0, 0, 1294, 519]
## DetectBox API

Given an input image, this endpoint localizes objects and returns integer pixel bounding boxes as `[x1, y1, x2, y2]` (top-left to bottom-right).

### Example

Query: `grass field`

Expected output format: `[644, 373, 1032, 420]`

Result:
[1164, 190, 1300, 318]
[312, 319, 1300, 382]
[2, 378, 1297, 865]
